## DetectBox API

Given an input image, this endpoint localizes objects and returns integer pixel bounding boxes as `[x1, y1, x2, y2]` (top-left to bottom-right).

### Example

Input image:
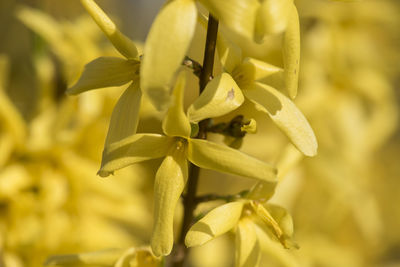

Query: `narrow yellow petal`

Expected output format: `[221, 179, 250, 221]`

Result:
[233, 57, 283, 87]
[251, 202, 283, 241]
[266, 204, 294, 238]
[151, 143, 188, 256]
[243, 83, 317, 156]
[256, 0, 291, 39]
[187, 139, 277, 182]
[141, 0, 197, 111]
[104, 81, 142, 151]
[99, 134, 173, 177]
[252, 203, 296, 249]
[187, 73, 244, 122]
[185, 202, 244, 247]
[162, 71, 191, 137]
[67, 57, 139, 95]
[216, 28, 242, 73]
[199, 0, 259, 40]
[283, 4, 300, 99]
[80, 0, 139, 59]
[236, 217, 261, 267]
[44, 248, 124, 266]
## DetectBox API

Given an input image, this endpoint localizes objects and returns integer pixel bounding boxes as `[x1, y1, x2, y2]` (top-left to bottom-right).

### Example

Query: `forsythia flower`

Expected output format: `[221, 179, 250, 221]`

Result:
[185, 182, 296, 267]
[141, 0, 300, 110]
[98, 71, 278, 256]
[187, 30, 317, 156]
[68, 0, 143, 163]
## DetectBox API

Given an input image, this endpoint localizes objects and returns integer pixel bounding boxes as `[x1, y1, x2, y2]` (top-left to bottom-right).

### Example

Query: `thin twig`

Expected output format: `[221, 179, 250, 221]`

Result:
[182, 56, 203, 78]
[170, 14, 219, 267]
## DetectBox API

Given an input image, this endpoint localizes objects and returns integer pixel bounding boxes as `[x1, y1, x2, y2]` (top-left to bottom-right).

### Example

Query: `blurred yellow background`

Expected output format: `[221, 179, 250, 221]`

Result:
[0, 0, 399, 266]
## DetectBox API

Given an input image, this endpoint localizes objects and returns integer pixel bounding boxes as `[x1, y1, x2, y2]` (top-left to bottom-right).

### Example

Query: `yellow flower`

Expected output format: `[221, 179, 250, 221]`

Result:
[141, 0, 299, 110]
[186, 30, 317, 157]
[66, 0, 143, 160]
[185, 182, 296, 267]
[99, 71, 278, 256]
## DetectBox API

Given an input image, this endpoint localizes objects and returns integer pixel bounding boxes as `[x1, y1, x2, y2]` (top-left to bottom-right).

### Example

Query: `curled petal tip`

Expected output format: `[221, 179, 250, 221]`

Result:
[97, 169, 113, 177]
[304, 144, 318, 157]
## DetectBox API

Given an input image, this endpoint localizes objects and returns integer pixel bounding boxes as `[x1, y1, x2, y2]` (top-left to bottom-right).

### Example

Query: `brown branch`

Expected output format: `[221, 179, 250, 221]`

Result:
[169, 14, 219, 267]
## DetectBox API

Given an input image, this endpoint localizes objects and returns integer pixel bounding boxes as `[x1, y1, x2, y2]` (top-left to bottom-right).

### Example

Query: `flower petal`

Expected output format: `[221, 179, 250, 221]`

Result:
[236, 217, 261, 267]
[252, 202, 296, 249]
[283, 4, 300, 99]
[141, 0, 197, 111]
[187, 73, 244, 122]
[187, 139, 277, 182]
[162, 71, 191, 137]
[199, 0, 259, 40]
[256, 0, 291, 38]
[185, 202, 244, 247]
[233, 57, 283, 87]
[103, 81, 142, 151]
[99, 134, 173, 177]
[266, 204, 294, 238]
[216, 28, 242, 73]
[67, 57, 139, 95]
[243, 82, 317, 156]
[151, 144, 188, 256]
[80, 0, 139, 59]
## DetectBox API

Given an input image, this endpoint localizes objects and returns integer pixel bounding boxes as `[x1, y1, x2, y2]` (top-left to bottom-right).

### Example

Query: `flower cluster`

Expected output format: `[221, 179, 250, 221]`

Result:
[5, 0, 399, 266]
[46, 0, 317, 266]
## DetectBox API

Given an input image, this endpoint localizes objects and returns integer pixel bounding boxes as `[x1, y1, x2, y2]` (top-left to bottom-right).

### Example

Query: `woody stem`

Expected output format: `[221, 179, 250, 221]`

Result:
[170, 14, 219, 267]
